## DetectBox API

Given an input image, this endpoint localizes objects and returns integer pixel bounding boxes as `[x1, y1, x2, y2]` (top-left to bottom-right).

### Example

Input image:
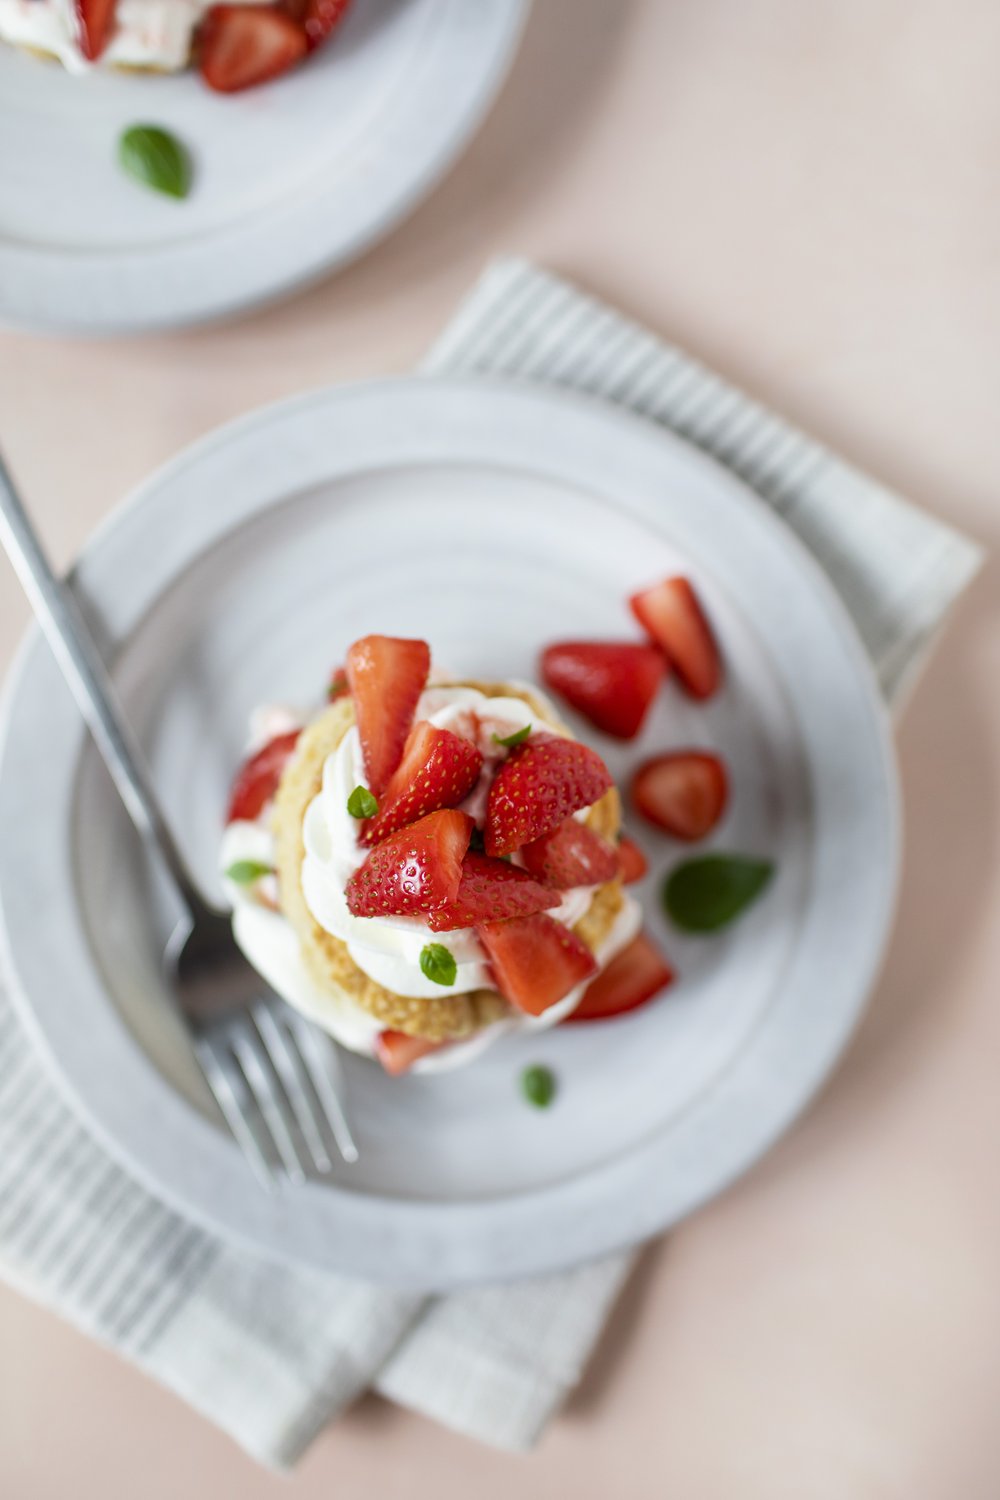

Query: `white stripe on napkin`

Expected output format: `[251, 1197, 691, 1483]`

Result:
[0, 259, 982, 1467]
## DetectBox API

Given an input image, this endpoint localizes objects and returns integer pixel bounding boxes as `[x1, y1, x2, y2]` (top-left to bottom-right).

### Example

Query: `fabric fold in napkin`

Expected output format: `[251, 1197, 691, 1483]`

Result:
[0, 259, 982, 1468]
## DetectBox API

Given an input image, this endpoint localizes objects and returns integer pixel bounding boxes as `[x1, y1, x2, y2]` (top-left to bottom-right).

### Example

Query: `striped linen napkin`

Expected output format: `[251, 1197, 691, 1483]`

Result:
[0, 260, 982, 1467]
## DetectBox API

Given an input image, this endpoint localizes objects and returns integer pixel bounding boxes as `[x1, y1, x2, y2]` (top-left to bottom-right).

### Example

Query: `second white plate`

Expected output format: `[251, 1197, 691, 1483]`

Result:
[0, 378, 899, 1287]
[0, 0, 527, 332]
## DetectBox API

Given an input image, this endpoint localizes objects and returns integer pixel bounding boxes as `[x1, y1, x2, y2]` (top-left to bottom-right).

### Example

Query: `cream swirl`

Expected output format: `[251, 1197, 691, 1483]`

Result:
[300, 687, 596, 999]
[0, 0, 266, 74]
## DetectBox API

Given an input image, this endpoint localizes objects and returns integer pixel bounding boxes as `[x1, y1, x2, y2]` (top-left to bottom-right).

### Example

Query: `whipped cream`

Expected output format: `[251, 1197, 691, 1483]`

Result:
[0, 0, 264, 74]
[222, 683, 641, 1071]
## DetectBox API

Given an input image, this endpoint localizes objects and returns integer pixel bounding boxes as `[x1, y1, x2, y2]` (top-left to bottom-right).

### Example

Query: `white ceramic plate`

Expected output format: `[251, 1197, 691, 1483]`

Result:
[0, 0, 527, 333]
[0, 379, 899, 1288]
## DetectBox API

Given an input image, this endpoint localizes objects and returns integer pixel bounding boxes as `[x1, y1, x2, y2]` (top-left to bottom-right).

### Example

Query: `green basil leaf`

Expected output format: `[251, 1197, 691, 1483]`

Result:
[346, 785, 379, 819]
[521, 1064, 556, 1108]
[664, 854, 774, 933]
[118, 125, 191, 200]
[225, 859, 272, 886]
[493, 724, 531, 748]
[420, 943, 457, 987]
[327, 670, 349, 702]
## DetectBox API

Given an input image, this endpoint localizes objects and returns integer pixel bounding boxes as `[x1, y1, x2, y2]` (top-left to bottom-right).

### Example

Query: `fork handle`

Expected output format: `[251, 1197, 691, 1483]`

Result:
[0, 451, 211, 923]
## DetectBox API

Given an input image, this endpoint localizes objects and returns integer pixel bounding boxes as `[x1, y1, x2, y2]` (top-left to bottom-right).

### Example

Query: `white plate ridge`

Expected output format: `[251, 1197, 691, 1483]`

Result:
[0, 0, 528, 332]
[0, 378, 900, 1287]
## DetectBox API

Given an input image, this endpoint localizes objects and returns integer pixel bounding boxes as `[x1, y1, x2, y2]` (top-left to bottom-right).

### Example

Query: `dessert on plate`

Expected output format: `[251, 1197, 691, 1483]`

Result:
[0, 0, 350, 91]
[221, 633, 671, 1075]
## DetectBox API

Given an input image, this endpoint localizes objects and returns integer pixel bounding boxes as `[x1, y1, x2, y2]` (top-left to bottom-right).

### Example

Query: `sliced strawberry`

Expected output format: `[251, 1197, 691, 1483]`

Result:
[617, 834, 649, 884]
[630, 576, 721, 700]
[632, 751, 728, 841]
[74, 0, 117, 60]
[567, 933, 674, 1022]
[521, 819, 620, 889]
[327, 665, 349, 702]
[478, 912, 597, 1016]
[225, 730, 300, 824]
[345, 635, 430, 796]
[361, 722, 482, 846]
[199, 5, 307, 94]
[346, 809, 472, 918]
[427, 852, 558, 931]
[485, 735, 613, 857]
[541, 641, 666, 739]
[375, 1031, 446, 1076]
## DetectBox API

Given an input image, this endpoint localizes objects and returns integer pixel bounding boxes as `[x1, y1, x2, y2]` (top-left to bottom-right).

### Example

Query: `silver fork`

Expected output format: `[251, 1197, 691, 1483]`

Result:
[0, 451, 358, 1185]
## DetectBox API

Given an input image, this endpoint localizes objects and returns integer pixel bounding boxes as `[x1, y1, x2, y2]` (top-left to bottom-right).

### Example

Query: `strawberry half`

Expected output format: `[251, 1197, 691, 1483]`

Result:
[361, 722, 482, 846]
[282, 0, 351, 49]
[541, 641, 666, 739]
[427, 852, 558, 931]
[225, 730, 300, 823]
[567, 933, 674, 1022]
[484, 734, 613, 857]
[375, 1031, 445, 1076]
[521, 818, 620, 889]
[199, 5, 307, 94]
[630, 576, 721, 700]
[346, 635, 430, 796]
[478, 912, 597, 1016]
[617, 834, 649, 885]
[346, 809, 472, 918]
[74, 0, 117, 60]
[631, 751, 728, 841]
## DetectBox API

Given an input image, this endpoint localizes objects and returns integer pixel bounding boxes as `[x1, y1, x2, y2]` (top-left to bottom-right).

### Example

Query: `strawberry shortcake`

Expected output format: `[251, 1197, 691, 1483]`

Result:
[0, 0, 350, 91]
[221, 634, 673, 1075]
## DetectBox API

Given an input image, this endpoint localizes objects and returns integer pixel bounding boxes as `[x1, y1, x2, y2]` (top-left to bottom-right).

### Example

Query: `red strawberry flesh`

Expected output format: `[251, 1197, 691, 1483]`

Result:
[629, 576, 721, 700]
[199, 5, 308, 95]
[361, 722, 482, 846]
[568, 932, 674, 1022]
[225, 730, 300, 824]
[484, 734, 613, 857]
[541, 641, 666, 739]
[346, 809, 472, 918]
[631, 751, 728, 841]
[617, 834, 648, 884]
[427, 852, 558, 931]
[477, 912, 597, 1016]
[346, 634, 430, 796]
[521, 818, 620, 889]
[74, 0, 117, 60]
[375, 1031, 445, 1076]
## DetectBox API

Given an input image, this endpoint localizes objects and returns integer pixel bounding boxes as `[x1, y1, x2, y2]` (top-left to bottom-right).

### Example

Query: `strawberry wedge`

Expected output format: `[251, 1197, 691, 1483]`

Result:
[632, 751, 728, 841]
[477, 912, 597, 1016]
[225, 730, 300, 824]
[199, 4, 308, 92]
[283, 0, 352, 49]
[541, 641, 666, 739]
[485, 735, 613, 857]
[375, 1031, 445, 1076]
[361, 722, 482, 846]
[74, 0, 117, 60]
[346, 809, 472, 918]
[521, 819, 620, 889]
[427, 853, 558, 931]
[630, 576, 721, 700]
[567, 933, 674, 1022]
[346, 634, 430, 796]
[617, 834, 649, 885]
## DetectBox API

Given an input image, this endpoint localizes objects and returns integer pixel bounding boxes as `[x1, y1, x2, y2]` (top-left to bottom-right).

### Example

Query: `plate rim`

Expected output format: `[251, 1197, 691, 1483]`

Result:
[0, 376, 901, 1287]
[0, 0, 530, 334]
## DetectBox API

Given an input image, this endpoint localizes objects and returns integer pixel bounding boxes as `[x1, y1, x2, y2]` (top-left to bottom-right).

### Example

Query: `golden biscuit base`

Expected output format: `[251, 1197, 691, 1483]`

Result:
[272, 682, 624, 1042]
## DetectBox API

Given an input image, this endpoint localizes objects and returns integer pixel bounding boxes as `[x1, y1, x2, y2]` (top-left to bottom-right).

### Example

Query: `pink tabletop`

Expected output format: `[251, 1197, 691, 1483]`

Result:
[2, 1, 999, 1495]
